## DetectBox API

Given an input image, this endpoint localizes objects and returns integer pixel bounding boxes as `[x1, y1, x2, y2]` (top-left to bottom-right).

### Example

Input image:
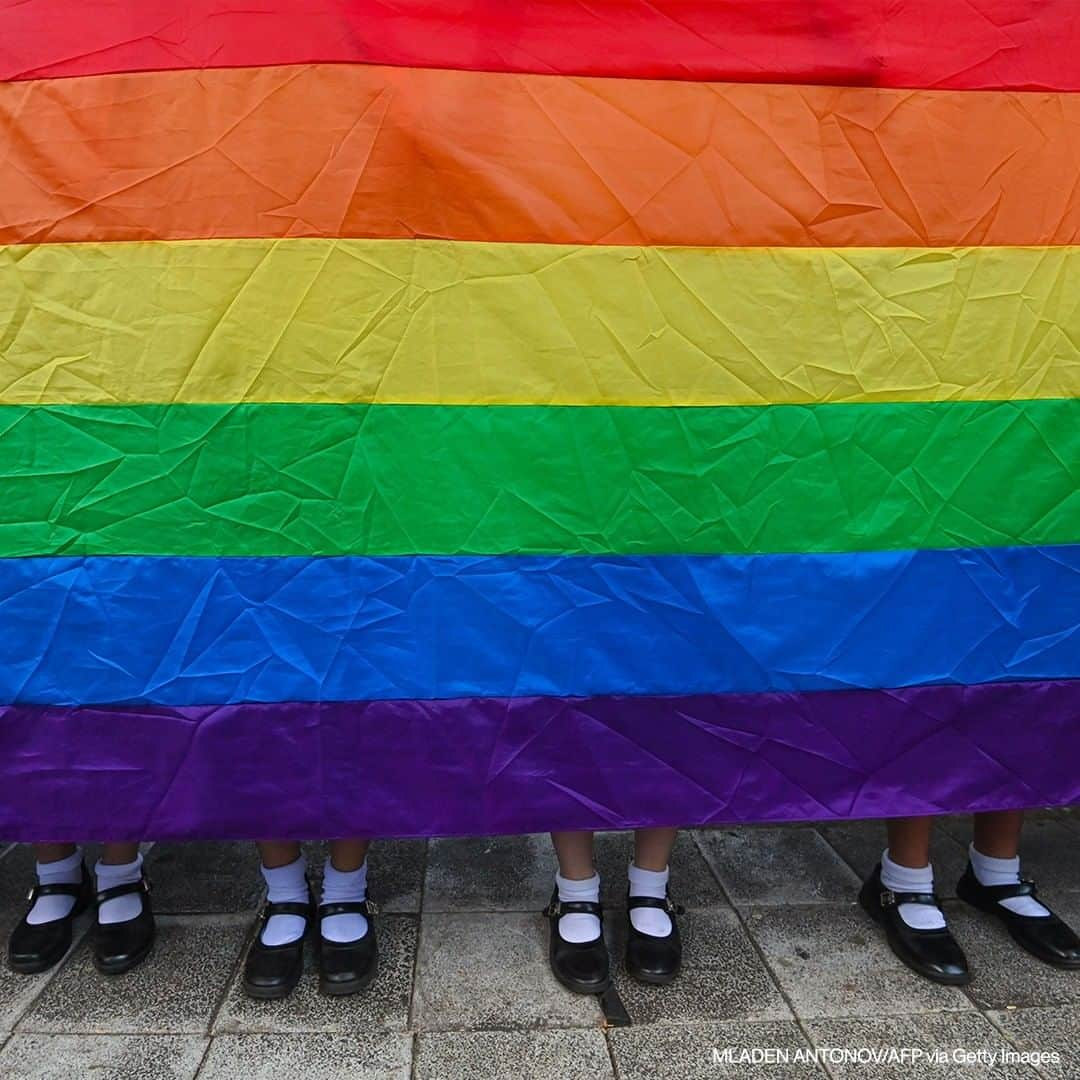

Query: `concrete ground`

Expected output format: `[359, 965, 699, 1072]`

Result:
[0, 812, 1077, 1079]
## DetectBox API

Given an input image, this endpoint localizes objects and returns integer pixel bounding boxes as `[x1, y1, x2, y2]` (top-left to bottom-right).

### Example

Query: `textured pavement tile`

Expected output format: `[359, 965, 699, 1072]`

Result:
[746, 904, 972, 1019]
[412, 912, 602, 1031]
[609, 907, 791, 1025]
[415, 1029, 613, 1080]
[0, 847, 92, 1030]
[609, 1019, 825, 1080]
[424, 835, 554, 913]
[817, 820, 969, 897]
[0, 1033, 207, 1080]
[806, 1013, 1043, 1079]
[199, 1033, 411, 1080]
[215, 915, 416, 1033]
[367, 840, 425, 914]
[695, 827, 859, 907]
[19, 916, 248, 1034]
[947, 895, 1080, 1010]
[144, 842, 262, 914]
[598, 831, 726, 909]
[988, 1006, 1080, 1080]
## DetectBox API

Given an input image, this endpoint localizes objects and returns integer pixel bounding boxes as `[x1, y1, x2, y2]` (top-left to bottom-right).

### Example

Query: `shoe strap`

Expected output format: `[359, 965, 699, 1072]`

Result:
[880, 888, 940, 908]
[977, 878, 1038, 902]
[96, 878, 149, 905]
[319, 899, 378, 919]
[545, 898, 603, 919]
[260, 900, 312, 921]
[627, 894, 685, 915]
[27, 881, 85, 902]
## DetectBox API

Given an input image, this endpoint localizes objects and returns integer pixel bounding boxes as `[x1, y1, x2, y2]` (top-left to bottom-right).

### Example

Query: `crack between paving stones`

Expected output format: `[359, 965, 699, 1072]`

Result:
[689, 831, 841, 1080]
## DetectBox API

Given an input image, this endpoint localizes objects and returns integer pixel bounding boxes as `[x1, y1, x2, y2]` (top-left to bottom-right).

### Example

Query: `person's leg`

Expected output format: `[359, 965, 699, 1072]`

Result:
[91, 840, 155, 974]
[881, 817, 945, 930]
[630, 827, 678, 936]
[257, 840, 309, 946]
[7, 842, 93, 974]
[95, 842, 144, 924]
[968, 810, 1048, 916]
[857, 816, 968, 985]
[26, 844, 82, 925]
[321, 838, 372, 943]
[551, 831, 601, 942]
[547, 830, 609, 994]
[957, 810, 1079, 968]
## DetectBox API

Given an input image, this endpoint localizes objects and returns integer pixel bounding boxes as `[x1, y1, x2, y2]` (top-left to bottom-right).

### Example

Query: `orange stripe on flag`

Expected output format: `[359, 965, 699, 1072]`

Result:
[2, 63, 1079, 248]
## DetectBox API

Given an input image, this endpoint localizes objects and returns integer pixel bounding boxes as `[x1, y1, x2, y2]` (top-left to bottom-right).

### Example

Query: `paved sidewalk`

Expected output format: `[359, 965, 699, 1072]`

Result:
[0, 813, 1076, 1079]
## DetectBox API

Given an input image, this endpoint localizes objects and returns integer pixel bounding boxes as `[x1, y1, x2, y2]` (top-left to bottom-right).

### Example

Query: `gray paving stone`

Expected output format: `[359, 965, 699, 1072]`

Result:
[806, 1012, 1043, 1079]
[746, 904, 972, 1019]
[609, 906, 791, 1025]
[988, 1006, 1080, 1080]
[368, 840, 425, 914]
[947, 894, 1080, 1011]
[695, 826, 859, 907]
[424, 835, 555, 913]
[199, 1033, 411, 1080]
[0, 847, 92, 1030]
[215, 915, 416, 1033]
[597, 831, 726, 909]
[415, 1029, 613, 1080]
[19, 916, 248, 1034]
[0, 1033, 207, 1080]
[817, 819, 969, 896]
[144, 842, 262, 914]
[609, 1019, 825, 1080]
[412, 912, 602, 1031]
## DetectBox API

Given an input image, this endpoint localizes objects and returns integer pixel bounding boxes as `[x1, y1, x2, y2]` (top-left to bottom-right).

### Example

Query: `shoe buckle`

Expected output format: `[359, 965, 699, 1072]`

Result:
[25, 886, 36, 903]
[366, 899, 380, 916]
[880, 889, 896, 908]
[545, 900, 562, 918]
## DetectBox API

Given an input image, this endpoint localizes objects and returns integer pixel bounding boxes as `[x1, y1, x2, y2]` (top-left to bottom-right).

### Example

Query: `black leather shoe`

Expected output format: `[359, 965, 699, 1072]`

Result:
[242, 891, 315, 1000]
[93, 877, 155, 975]
[858, 864, 970, 985]
[625, 892, 685, 984]
[956, 864, 1080, 969]
[317, 898, 379, 996]
[544, 889, 611, 994]
[7, 864, 94, 974]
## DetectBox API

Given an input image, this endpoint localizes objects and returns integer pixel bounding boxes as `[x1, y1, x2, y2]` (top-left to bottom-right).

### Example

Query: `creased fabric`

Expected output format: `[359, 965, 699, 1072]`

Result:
[3, 548, 1077, 706]
[2, 0, 1077, 90]
[1, 2, 1078, 840]
[4, 64, 1079, 247]
[3, 680, 1078, 841]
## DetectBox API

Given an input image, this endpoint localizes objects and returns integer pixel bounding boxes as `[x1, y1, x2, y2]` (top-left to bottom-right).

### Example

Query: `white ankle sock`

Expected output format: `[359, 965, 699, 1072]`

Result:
[260, 855, 309, 946]
[27, 849, 83, 926]
[556, 872, 601, 943]
[628, 862, 672, 937]
[320, 858, 369, 943]
[880, 850, 947, 931]
[970, 844, 1050, 917]
[95, 855, 145, 925]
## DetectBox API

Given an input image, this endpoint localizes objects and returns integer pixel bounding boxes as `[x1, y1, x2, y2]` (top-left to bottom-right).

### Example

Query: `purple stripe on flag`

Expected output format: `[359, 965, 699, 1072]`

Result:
[2, 680, 1077, 841]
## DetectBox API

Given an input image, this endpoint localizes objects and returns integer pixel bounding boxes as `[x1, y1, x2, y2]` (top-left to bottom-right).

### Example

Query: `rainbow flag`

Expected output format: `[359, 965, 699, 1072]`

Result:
[1, 1, 1078, 840]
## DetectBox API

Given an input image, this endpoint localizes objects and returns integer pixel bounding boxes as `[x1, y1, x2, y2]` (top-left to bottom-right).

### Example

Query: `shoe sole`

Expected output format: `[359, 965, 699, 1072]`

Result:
[8, 953, 65, 976]
[319, 959, 378, 997]
[242, 976, 301, 1001]
[550, 966, 612, 996]
[858, 892, 971, 987]
[93, 938, 154, 976]
[626, 963, 679, 986]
